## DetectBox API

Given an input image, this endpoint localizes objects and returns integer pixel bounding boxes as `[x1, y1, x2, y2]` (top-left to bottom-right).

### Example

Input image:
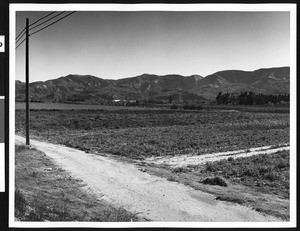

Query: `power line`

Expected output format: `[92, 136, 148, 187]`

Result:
[16, 27, 26, 40]
[16, 37, 26, 49]
[16, 31, 26, 44]
[29, 11, 66, 31]
[16, 11, 76, 49]
[29, 11, 56, 27]
[29, 11, 76, 37]
[15, 11, 65, 43]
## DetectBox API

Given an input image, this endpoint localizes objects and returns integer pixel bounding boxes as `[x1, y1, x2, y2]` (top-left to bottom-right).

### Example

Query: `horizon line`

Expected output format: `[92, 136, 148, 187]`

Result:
[16, 65, 290, 83]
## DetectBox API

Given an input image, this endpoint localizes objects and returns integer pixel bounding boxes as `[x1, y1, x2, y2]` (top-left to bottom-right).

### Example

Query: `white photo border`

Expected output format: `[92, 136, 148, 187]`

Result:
[9, 3, 297, 228]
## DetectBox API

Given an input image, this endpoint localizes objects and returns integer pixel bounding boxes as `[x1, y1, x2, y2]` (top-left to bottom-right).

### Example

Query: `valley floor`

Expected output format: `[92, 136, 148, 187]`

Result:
[15, 135, 285, 223]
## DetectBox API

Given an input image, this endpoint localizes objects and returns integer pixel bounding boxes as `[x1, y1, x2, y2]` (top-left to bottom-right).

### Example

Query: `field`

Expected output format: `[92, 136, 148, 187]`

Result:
[15, 102, 159, 111]
[16, 104, 289, 160]
[15, 103, 290, 220]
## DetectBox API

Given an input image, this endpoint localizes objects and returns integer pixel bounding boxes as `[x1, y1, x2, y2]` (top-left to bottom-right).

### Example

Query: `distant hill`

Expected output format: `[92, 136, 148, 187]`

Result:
[15, 66, 289, 104]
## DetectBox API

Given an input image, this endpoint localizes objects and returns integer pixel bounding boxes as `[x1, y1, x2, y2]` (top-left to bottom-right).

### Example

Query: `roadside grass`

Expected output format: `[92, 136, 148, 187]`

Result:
[15, 144, 139, 222]
[143, 150, 289, 220]
[200, 150, 289, 199]
[15, 109, 289, 159]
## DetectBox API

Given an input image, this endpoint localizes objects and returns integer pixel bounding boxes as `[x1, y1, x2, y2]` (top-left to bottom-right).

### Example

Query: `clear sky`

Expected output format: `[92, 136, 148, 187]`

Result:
[15, 10, 290, 82]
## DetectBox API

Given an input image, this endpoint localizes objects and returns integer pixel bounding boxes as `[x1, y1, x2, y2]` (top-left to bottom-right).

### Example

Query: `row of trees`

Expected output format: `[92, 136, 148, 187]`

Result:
[216, 92, 289, 105]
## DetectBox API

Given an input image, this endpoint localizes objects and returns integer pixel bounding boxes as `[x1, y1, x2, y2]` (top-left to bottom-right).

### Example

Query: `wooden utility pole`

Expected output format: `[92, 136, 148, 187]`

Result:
[25, 18, 30, 145]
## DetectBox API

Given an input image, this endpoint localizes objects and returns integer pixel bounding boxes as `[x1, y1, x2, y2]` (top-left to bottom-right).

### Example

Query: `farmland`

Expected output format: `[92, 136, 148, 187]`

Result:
[15, 103, 290, 220]
[15, 102, 159, 111]
[15, 104, 289, 160]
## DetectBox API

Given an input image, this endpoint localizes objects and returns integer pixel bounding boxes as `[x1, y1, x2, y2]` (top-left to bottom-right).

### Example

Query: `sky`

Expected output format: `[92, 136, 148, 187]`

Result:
[15, 10, 290, 82]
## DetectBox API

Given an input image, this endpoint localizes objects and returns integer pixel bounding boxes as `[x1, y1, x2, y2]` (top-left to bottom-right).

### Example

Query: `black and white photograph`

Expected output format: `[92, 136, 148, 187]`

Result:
[6, 2, 297, 229]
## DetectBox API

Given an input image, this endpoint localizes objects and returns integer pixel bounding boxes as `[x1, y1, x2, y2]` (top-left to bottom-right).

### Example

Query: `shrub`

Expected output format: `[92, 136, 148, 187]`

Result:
[196, 105, 204, 110]
[227, 157, 234, 161]
[167, 176, 176, 181]
[264, 172, 279, 182]
[201, 176, 228, 187]
[277, 160, 289, 169]
[243, 168, 255, 177]
[183, 104, 196, 110]
[170, 104, 178, 110]
[172, 167, 186, 173]
[189, 104, 196, 110]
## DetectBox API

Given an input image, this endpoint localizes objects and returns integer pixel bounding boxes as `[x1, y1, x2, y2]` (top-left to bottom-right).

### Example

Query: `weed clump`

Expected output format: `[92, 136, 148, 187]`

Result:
[227, 157, 234, 161]
[171, 167, 187, 173]
[167, 176, 176, 182]
[170, 104, 178, 110]
[201, 176, 228, 187]
[205, 162, 215, 171]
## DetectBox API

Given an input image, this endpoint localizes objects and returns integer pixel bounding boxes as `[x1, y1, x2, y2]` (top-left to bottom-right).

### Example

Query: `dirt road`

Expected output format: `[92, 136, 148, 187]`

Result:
[15, 135, 282, 222]
[146, 144, 290, 168]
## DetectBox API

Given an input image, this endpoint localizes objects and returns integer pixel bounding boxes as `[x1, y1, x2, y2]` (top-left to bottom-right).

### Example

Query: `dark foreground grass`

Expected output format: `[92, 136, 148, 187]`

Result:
[15, 144, 139, 222]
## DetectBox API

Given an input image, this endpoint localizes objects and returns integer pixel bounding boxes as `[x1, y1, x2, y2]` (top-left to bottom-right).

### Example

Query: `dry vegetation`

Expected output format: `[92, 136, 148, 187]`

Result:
[201, 151, 290, 198]
[15, 107, 289, 160]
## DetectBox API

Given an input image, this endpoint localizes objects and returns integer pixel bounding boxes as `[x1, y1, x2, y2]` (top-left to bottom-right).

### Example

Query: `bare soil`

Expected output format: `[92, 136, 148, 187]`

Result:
[145, 144, 290, 168]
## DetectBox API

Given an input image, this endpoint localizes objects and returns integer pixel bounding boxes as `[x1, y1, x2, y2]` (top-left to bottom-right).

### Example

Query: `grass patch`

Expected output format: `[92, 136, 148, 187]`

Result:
[171, 167, 187, 173]
[199, 151, 290, 199]
[15, 189, 27, 218]
[201, 177, 228, 187]
[15, 144, 139, 222]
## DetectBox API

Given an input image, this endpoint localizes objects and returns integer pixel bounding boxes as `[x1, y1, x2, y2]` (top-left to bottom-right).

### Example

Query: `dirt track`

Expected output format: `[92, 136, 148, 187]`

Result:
[15, 135, 282, 222]
[146, 144, 290, 168]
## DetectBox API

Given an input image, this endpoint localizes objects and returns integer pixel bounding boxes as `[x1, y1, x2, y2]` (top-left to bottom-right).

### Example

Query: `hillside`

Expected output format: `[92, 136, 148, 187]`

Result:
[15, 66, 289, 104]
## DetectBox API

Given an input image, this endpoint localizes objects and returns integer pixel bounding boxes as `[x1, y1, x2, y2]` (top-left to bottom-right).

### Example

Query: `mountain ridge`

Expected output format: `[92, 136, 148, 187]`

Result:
[15, 66, 290, 104]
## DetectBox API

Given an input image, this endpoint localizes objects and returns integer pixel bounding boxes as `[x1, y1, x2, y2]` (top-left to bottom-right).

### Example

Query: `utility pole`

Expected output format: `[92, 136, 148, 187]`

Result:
[25, 18, 30, 145]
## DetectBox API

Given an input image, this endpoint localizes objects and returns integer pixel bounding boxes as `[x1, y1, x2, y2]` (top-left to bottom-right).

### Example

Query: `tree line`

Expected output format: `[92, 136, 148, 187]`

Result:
[216, 92, 289, 105]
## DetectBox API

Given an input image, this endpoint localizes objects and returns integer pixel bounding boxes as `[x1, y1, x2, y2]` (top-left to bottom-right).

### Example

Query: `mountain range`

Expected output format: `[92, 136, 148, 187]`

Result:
[15, 66, 290, 104]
